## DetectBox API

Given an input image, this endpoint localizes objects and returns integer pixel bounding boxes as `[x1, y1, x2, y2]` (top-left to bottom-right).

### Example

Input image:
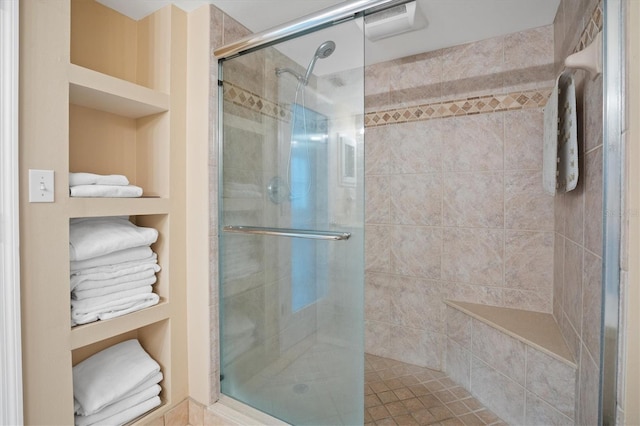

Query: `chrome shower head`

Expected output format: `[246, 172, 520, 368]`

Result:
[315, 40, 336, 59]
[275, 40, 336, 86]
[303, 40, 336, 85]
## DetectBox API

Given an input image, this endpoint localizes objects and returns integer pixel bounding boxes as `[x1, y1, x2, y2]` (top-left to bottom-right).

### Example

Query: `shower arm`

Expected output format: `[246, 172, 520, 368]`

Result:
[275, 67, 306, 83]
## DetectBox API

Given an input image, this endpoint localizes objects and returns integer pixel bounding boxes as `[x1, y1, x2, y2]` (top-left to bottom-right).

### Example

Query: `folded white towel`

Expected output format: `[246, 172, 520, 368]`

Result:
[70, 184, 143, 198]
[74, 384, 161, 426]
[74, 371, 163, 414]
[85, 396, 161, 426]
[69, 217, 158, 261]
[70, 247, 155, 272]
[72, 275, 157, 300]
[69, 172, 129, 187]
[73, 339, 161, 416]
[72, 285, 153, 311]
[71, 263, 160, 292]
[71, 292, 160, 326]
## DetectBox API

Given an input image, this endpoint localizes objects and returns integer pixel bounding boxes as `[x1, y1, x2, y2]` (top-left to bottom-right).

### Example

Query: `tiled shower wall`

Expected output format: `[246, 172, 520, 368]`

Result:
[552, 0, 603, 425]
[364, 26, 556, 369]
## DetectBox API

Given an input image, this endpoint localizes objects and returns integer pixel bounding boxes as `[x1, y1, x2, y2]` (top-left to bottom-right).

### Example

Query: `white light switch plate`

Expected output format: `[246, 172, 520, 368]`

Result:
[29, 169, 54, 203]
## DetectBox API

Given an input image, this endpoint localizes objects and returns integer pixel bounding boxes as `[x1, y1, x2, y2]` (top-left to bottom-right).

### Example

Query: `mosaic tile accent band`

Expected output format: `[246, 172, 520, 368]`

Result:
[577, 2, 603, 53]
[364, 89, 553, 127]
[224, 80, 553, 128]
[223, 83, 291, 122]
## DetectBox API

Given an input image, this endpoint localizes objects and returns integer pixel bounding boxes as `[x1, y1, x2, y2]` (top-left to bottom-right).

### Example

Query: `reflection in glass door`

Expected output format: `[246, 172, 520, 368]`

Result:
[218, 17, 365, 426]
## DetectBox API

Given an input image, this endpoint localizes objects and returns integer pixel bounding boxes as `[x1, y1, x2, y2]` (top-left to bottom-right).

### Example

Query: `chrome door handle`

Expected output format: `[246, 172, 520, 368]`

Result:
[223, 225, 351, 241]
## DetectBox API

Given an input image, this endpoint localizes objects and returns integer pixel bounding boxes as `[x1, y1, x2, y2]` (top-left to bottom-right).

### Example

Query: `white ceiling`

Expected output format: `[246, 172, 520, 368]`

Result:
[97, 0, 560, 74]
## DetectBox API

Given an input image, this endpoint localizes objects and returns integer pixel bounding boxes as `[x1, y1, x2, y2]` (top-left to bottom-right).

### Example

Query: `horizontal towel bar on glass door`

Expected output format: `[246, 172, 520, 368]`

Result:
[223, 225, 351, 241]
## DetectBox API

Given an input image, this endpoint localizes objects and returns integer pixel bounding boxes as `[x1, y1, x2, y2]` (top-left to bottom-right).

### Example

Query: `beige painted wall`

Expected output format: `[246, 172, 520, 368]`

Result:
[186, 4, 213, 406]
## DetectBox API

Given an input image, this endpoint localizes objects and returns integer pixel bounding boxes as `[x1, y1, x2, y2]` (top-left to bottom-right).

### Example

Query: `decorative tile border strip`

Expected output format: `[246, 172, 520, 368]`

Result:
[223, 83, 291, 122]
[364, 88, 553, 127]
[225, 80, 552, 128]
[576, 2, 603, 53]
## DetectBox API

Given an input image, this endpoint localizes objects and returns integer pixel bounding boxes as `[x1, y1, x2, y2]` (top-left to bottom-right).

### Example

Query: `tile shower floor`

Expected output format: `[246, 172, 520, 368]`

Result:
[365, 354, 505, 426]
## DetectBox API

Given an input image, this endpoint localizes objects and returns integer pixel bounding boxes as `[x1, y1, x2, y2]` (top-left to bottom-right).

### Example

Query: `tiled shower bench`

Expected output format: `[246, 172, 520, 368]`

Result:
[444, 300, 577, 425]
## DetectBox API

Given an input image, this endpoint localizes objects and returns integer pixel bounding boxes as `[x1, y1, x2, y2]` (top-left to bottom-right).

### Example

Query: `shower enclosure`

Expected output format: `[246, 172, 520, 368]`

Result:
[217, 6, 370, 424]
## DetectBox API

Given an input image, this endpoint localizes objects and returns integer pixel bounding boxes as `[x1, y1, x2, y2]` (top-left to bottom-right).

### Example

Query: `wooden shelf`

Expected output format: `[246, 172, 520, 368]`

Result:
[69, 64, 169, 118]
[68, 197, 170, 218]
[70, 300, 170, 350]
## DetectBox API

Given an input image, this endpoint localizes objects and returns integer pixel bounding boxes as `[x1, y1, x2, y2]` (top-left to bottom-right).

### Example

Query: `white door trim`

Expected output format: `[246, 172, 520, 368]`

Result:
[0, 0, 24, 424]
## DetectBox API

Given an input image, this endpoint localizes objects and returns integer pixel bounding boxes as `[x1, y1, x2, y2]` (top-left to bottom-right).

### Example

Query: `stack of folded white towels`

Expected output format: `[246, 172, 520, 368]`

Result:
[70, 172, 143, 198]
[70, 216, 160, 326]
[73, 339, 162, 426]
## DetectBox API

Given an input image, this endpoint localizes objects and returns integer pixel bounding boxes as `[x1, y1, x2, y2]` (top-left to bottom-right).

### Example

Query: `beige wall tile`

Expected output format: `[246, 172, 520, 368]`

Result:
[389, 326, 444, 369]
[442, 228, 503, 286]
[189, 399, 205, 426]
[504, 231, 554, 291]
[366, 273, 392, 323]
[582, 250, 602, 364]
[526, 348, 576, 417]
[389, 121, 443, 174]
[443, 114, 504, 172]
[584, 147, 603, 256]
[366, 175, 390, 224]
[560, 312, 581, 363]
[146, 416, 165, 426]
[365, 126, 391, 175]
[524, 391, 574, 425]
[564, 185, 585, 245]
[366, 320, 391, 358]
[390, 276, 443, 332]
[577, 346, 600, 425]
[388, 52, 443, 107]
[554, 192, 567, 234]
[503, 25, 555, 92]
[445, 338, 471, 389]
[443, 283, 504, 308]
[441, 37, 505, 98]
[504, 109, 544, 171]
[505, 170, 554, 230]
[469, 357, 525, 425]
[390, 226, 442, 279]
[164, 399, 189, 426]
[445, 306, 472, 349]
[365, 224, 392, 272]
[553, 235, 565, 321]
[472, 320, 526, 385]
[365, 61, 391, 98]
[390, 174, 442, 226]
[584, 74, 604, 152]
[203, 409, 240, 426]
[563, 239, 583, 335]
[443, 172, 504, 228]
[502, 288, 552, 313]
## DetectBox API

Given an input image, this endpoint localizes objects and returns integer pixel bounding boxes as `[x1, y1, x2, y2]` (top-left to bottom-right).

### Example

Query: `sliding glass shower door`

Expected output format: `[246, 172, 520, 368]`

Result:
[218, 18, 365, 425]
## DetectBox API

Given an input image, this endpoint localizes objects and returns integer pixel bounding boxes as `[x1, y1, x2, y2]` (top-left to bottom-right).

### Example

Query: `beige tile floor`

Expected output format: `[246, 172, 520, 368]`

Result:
[365, 354, 506, 426]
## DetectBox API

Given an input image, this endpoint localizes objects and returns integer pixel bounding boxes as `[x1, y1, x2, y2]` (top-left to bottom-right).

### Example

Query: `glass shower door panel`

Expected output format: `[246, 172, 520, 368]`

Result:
[219, 20, 364, 426]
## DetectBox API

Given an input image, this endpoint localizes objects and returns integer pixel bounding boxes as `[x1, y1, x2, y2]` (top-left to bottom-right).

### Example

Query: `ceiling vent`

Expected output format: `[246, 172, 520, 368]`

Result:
[362, 1, 426, 42]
